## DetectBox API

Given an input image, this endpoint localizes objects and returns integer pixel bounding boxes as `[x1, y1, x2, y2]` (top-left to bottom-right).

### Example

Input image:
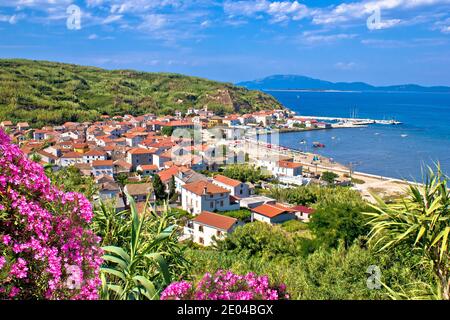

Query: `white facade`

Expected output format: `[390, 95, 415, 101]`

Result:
[181, 185, 239, 215]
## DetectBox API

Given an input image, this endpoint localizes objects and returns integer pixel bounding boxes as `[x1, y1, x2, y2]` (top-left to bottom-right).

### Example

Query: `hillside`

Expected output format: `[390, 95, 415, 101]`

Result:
[237, 74, 450, 92]
[0, 59, 283, 127]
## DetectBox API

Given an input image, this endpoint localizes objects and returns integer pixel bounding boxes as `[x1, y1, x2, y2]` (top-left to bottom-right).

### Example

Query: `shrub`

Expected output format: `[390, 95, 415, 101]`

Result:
[160, 270, 289, 300]
[0, 129, 103, 299]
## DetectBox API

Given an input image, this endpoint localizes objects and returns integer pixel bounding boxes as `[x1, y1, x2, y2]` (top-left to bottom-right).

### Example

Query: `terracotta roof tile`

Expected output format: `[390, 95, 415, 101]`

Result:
[193, 211, 237, 231]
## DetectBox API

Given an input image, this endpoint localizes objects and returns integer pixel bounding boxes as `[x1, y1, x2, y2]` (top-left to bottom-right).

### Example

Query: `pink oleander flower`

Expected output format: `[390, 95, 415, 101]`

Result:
[0, 129, 103, 300]
[160, 270, 289, 300]
[0, 256, 6, 270]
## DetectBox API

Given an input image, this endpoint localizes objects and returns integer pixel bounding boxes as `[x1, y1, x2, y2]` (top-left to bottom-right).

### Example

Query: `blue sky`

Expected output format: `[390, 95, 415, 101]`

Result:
[1, 0, 450, 86]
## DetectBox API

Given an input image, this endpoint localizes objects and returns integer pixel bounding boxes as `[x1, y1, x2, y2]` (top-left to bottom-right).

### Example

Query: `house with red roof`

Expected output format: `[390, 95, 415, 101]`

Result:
[291, 205, 316, 222]
[82, 149, 107, 164]
[212, 175, 252, 198]
[251, 203, 296, 224]
[59, 151, 83, 167]
[181, 180, 239, 215]
[126, 147, 157, 170]
[92, 160, 114, 177]
[186, 211, 242, 246]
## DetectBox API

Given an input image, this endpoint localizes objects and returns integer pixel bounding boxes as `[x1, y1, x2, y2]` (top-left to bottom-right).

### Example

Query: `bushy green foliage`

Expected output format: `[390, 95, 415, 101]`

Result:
[0, 59, 283, 127]
[222, 164, 271, 183]
[45, 165, 98, 200]
[321, 171, 339, 184]
[186, 242, 433, 300]
[220, 209, 252, 221]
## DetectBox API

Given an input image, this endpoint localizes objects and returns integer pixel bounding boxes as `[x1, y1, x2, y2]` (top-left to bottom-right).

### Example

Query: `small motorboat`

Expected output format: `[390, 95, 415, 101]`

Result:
[299, 139, 307, 144]
[313, 142, 325, 148]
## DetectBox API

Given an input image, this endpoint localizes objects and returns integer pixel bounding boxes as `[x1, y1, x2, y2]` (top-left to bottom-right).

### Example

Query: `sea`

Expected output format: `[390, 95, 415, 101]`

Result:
[268, 90, 450, 181]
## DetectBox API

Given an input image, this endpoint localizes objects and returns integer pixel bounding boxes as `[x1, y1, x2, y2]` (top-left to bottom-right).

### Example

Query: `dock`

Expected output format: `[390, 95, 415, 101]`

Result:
[296, 115, 402, 125]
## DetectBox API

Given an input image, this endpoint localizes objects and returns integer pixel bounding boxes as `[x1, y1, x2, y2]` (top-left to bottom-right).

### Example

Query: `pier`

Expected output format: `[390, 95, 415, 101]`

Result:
[296, 115, 402, 125]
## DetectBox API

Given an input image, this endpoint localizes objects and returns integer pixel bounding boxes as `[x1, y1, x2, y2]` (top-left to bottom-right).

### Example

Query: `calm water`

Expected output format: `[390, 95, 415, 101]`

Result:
[268, 90, 450, 180]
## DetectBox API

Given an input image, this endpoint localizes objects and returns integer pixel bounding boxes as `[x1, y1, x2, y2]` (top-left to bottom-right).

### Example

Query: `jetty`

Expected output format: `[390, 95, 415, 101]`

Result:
[296, 115, 402, 125]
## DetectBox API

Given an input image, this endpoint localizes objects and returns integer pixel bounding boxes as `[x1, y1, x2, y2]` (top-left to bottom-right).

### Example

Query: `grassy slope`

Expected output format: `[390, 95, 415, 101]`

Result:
[0, 59, 283, 127]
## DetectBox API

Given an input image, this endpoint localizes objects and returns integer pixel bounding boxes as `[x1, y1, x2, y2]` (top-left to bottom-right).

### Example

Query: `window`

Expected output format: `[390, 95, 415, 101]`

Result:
[239, 189, 243, 195]
[210, 202, 214, 208]
[220, 201, 224, 207]
[216, 230, 221, 237]
[199, 237, 204, 244]
[198, 226, 204, 233]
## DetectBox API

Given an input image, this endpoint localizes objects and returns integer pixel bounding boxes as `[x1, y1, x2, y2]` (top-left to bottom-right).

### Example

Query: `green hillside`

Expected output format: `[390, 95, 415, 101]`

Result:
[0, 59, 283, 127]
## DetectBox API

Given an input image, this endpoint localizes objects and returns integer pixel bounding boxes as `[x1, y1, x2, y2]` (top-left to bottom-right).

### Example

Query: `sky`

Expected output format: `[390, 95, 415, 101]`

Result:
[0, 0, 450, 86]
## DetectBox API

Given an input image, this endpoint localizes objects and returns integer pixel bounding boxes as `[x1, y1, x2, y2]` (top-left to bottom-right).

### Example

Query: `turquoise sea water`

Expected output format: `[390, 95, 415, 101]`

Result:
[268, 90, 450, 180]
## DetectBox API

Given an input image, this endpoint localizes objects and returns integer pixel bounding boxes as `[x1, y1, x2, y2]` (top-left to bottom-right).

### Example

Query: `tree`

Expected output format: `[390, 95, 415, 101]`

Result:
[152, 174, 166, 201]
[321, 171, 339, 185]
[366, 166, 450, 299]
[309, 201, 370, 249]
[101, 195, 180, 300]
[168, 176, 177, 201]
[161, 126, 174, 137]
[116, 173, 128, 189]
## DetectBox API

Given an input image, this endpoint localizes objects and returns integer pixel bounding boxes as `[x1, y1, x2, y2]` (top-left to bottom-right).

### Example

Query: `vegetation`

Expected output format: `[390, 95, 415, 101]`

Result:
[222, 164, 271, 183]
[321, 171, 339, 184]
[152, 175, 166, 201]
[99, 198, 190, 300]
[220, 209, 252, 221]
[0, 59, 283, 127]
[44, 166, 98, 200]
[366, 166, 450, 299]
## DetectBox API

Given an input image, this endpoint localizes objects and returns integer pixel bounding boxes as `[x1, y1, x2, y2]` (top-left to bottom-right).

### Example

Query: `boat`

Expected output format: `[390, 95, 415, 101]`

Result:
[299, 139, 307, 144]
[401, 134, 408, 138]
[313, 141, 325, 148]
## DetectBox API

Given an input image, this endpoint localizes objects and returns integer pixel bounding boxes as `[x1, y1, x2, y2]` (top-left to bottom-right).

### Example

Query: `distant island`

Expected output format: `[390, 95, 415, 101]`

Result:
[0, 59, 283, 127]
[237, 75, 450, 93]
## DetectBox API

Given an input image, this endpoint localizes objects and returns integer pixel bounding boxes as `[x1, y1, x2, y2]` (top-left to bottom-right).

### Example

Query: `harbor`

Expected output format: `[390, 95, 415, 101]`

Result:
[295, 115, 402, 125]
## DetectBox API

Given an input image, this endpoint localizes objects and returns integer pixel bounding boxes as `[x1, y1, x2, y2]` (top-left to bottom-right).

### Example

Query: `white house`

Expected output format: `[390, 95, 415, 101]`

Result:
[291, 205, 316, 222]
[126, 148, 156, 171]
[251, 203, 296, 224]
[59, 152, 83, 167]
[82, 150, 107, 164]
[186, 211, 241, 246]
[124, 183, 154, 204]
[174, 169, 208, 193]
[181, 181, 239, 215]
[136, 164, 158, 176]
[272, 161, 303, 177]
[212, 175, 251, 198]
[91, 160, 114, 177]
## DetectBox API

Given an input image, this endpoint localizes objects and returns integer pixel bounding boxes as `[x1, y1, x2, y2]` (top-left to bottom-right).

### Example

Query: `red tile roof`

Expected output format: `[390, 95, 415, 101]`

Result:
[193, 211, 237, 231]
[213, 175, 241, 187]
[251, 203, 295, 218]
[128, 147, 157, 155]
[92, 160, 113, 167]
[278, 161, 303, 169]
[158, 165, 189, 183]
[291, 205, 315, 215]
[182, 180, 229, 196]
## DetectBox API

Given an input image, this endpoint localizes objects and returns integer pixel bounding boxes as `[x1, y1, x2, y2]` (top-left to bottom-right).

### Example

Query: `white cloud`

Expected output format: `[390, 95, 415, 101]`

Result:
[138, 14, 168, 31]
[102, 14, 122, 24]
[300, 32, 357, 45]
[335, 61, 357, 70]
[88, 33, 98, 40]
[224, 0, 309, 23]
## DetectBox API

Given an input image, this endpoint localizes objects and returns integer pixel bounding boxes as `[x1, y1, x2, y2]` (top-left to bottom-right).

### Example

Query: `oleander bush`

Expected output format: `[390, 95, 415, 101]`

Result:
[160, 270, 289, 300]
[0, 129, 103, 299]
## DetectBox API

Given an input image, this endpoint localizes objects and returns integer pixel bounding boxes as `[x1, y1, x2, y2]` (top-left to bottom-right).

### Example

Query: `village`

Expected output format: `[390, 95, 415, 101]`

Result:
[0, 107, 406, 247]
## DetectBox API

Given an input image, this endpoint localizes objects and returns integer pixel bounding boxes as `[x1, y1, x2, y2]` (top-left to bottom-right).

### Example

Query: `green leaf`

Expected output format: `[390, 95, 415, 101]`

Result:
[102, 246, 131, 263]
